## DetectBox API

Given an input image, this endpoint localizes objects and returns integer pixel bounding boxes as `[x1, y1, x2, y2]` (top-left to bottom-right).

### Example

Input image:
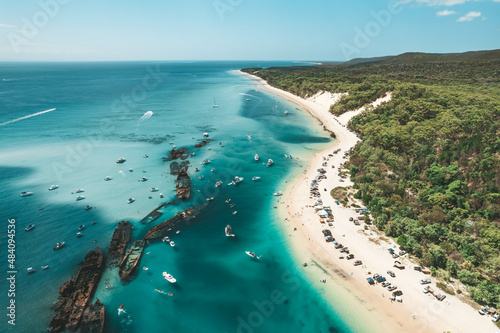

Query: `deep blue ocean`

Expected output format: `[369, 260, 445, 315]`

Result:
[0, 61, 353, 332]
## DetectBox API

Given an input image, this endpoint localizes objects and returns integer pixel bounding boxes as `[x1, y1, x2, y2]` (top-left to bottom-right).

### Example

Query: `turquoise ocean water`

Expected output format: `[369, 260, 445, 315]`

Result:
[0, 62, 352, 332]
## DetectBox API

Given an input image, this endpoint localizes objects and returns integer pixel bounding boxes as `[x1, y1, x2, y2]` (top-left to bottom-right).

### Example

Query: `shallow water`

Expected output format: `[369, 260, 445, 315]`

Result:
[0, 61, 352, 332]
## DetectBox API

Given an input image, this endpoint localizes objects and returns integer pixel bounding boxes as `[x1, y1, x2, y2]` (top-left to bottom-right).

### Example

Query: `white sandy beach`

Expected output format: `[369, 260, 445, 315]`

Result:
[237, 70, 499, 333]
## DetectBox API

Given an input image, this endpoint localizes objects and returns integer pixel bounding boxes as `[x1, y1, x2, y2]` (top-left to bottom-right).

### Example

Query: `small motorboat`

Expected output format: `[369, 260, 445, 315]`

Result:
[78, 225, 85, 231]
[273, 191, 282, 196]
[229, 176, 244, 186]
[199, 175, 204, 180]
[129, 168, 133, 172]
[27, 267, 36, 274]
[48, 185, 59, 191]
[232, 211, 237, 215]
[53, 242, 65, 250]
[143, 154, 149, 158]
[84, 205, 93, 211]
[194, 167, 199, 172]
[159, 193, 164, 198]
[104, 176, 112, 181]
[215, 181, 223, 188]
[176, 230, 180, 234]
[219, 141, 223, 146]
[266, 159, 274, 167]
[91, 221, 97, 225]
[211, 168, 214, 172]
[203, 132, 209, 137]
[76, 232, 83, 238]
[162, 236, 170, 242]
[140, 177, 148, 182]
[254, 154, 260, 161]
[75, 189, 84, 193]
[245, 251, 261, 259]
[41, 265, 49, 270]
[206, 197, 214, 201]
[75, 195, 85, 201]
[127, 198, 135, 204]
[246, 98, 251, 101]
[169, 141, 174, 144]
[225, 199, 231, 204]
[225, 225, 235, 237]
[163, 272, 176, 283]
[252, 177, 261, 181]
[201, 159, 210, 165]
[25, 224, 35, 232]
[150, 187, 159, 192]
[20, 191, 33, 197]
[118, 304, 125, 315]
[143, 267, 149, 271]
[116, 157, 126, 163]
[285, 110, 289, 115]
[169, 241, 175, 247]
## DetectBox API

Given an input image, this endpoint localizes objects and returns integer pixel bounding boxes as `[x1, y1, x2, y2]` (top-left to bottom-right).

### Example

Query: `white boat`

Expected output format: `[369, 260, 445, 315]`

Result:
[195, 167, 199, 172]
[163, 272, 177, 283]
[225, 225, 235, 237]
[20, 191, 33, 197]
[129, 168, 133, 172]
[246, 98, 251, 101]
[206, 197, 214, 201]
[116, 157, 126, 164]
[76, 232, 83, 238]
[84, 205, 92, 211]
[273, 191, 282, 196]
[75, 195, 85, 201]
[104, 176, 112, 181]
[143, 267, 148, 271]
[285, 111, 289, 115]
[199, 175, 204, 180]
[267, 159, 274, 167]
[215, 181, 223, 188]
[169, 141, 174, 144]
[212, 98, 219, 108]
[127, 198, 135, 204]
[140, 177, 148, 182]
[201, 159, 210, 165]
[169, 241, 175, 247]
[27, 267, 36, 274]
[150, 188, 159, 192]
[254, 154, 260, 161]
[162, 236, 170, 242]
[159, 193, 164, 198]
[53, 242, 65, 250]
[25, 224, 35, 232]
[41, 265, 49, 270]
[78, 225, 85, 231]
[245, 251, 261, 259]
[143, 154, 149, 158]
[203, 132, 209, 137]
[48, 185, 59, 191]
[232, 211, 237, 215]
[252, 177, 261, 181]
[75, 189, 84, 193]
[229, 176, 244, 186]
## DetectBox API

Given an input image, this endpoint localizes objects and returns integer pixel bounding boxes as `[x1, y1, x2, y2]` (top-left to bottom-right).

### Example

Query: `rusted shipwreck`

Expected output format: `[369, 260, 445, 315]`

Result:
[108, 220, 132, 265]
[118, 240, 145, 281]
[49, 248, 105, 332]
[176, 170, 191, 201]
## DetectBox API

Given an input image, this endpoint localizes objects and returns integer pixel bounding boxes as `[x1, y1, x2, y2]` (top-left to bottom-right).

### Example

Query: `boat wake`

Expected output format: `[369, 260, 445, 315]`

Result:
[136, 110, 154, 133]
[0, 108, 56, 126]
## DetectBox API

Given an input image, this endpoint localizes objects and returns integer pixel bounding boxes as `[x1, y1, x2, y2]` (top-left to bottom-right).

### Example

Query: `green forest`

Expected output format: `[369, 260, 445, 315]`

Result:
[242, 50, 500, 309]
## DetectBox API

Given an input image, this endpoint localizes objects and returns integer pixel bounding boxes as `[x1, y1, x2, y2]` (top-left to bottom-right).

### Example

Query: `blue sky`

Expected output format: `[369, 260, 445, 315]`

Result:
[0, 0, 498, 61]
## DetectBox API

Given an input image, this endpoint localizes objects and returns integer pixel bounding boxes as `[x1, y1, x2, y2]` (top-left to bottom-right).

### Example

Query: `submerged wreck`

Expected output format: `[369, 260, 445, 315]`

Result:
[140, 201, 174, 225]
[49, 248, 105, 332]
[194, 138, 213, 148]
[169, 160, 189, 175]
[118, 240, 145, 281]
[144, 203, 208, 240]
[108, 221, 132, 265]
[163, 147, 189, 161]
[176, 170, 191, 201]
[78, 299, 105, 333]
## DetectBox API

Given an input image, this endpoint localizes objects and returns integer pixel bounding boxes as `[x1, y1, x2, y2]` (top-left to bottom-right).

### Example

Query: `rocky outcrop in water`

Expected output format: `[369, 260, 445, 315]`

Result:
[176, 170, 191, 201]
[163, 147, 189, 161]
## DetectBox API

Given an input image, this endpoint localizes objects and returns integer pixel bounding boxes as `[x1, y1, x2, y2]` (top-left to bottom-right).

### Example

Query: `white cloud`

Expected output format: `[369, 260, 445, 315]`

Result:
[457, 11, 481, 21]
[436, 9, 457, 16]
[400, 0, 498, 6]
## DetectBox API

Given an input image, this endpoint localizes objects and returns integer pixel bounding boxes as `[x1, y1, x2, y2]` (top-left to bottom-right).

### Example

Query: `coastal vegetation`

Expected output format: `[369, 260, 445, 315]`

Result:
[242, 50, 500, 309]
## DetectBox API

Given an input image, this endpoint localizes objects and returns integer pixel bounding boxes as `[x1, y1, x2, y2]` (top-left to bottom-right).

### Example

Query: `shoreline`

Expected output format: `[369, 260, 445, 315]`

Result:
[236, 70, 498, 333]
